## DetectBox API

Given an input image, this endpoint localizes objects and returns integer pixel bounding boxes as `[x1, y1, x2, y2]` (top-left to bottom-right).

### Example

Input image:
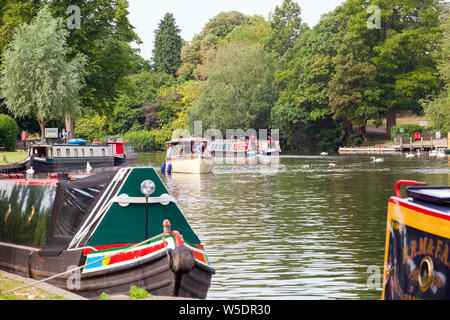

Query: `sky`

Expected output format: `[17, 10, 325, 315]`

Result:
[127, 0, 345, 60]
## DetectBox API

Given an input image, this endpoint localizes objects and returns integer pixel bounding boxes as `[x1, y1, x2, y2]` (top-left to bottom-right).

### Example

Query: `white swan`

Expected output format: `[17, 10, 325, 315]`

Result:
[405, 153, 415, 158]
[320, 152, 328, 156]
[86, 162, 92, 171]
[371, 157, 384, 163]
[329, 162, 336, 168]
[26, 167, 35, 175]
[437, 152, 447, 158]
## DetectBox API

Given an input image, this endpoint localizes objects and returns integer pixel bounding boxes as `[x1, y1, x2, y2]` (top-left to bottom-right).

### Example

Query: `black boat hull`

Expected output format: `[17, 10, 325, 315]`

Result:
[0, 242, 214, 299]
[28, 157, 114, 173]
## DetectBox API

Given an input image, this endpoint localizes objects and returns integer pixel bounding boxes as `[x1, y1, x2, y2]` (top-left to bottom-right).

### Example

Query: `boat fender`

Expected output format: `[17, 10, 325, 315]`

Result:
[167, 163, 172, 174]
[161, 161, 166, 173]
[169, 246, 195, 275]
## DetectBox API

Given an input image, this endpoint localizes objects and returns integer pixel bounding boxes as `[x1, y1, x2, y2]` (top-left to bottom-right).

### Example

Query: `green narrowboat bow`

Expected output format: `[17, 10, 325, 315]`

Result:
[0, 168, 215, 299]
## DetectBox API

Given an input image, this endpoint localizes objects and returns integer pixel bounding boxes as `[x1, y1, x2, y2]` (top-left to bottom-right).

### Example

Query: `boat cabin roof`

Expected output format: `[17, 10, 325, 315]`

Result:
[407, 187, 450, 207]
[29, 143, 107, 148]
[166, 138, 209, 145]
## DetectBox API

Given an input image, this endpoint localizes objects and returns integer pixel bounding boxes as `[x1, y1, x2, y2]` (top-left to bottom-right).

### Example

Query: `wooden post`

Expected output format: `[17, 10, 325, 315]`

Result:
[410, 137, 412, 152]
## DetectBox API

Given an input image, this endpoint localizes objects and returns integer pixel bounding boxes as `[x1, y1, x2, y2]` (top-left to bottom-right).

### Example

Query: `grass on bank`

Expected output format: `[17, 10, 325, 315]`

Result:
[0, 151, 27, 164]
[0, 274, 65, 300]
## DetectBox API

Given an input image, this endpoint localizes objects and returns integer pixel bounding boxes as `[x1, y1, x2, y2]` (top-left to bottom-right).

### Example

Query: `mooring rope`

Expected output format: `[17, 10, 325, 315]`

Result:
[1, 235, 170, 296]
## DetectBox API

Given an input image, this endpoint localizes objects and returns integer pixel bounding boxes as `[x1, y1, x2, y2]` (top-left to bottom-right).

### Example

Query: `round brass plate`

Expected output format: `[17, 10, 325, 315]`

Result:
[418, 256, 434, 292]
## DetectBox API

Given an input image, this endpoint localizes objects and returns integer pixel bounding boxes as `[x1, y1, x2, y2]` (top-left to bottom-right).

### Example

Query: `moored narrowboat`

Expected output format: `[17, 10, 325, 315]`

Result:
[382, 180, 450, 300]
[0, 167, 215, 299]
[104, 138, 138, 166]
[25, 141, 114, 173]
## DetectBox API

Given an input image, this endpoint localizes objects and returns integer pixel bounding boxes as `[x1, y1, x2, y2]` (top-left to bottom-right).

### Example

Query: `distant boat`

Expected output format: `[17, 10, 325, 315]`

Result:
[104, 138, 138, 166]
[25, 141, 114, 173]
[163, 138, 214, 174]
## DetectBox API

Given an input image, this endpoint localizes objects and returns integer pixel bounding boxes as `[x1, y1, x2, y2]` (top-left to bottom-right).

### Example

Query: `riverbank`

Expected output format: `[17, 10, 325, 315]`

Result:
[0, 151, 27, 164]
[0, 270, 197, 300]
[0, 270, 85, 300]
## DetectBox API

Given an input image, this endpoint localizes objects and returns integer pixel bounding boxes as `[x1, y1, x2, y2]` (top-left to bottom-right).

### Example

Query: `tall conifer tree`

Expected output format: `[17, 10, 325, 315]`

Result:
[152, 13, 183, 76]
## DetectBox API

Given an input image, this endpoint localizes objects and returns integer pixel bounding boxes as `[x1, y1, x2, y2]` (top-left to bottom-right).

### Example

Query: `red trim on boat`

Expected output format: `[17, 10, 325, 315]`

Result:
[389, 197, 450, 221]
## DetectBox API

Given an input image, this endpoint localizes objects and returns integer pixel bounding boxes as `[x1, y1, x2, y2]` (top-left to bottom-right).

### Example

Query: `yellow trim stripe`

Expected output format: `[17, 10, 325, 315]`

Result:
[382, 199, 450, 299]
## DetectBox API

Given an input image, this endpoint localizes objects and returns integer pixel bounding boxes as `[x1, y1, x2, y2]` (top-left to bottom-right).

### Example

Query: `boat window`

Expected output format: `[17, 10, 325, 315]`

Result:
[74, 149, 78, 157]
[66, 149, 70, 157]
[90, 149, 94, 157]
[82, 149, 85, 157]
[57, 149, 61, 157]
[102, 148, 106, 156]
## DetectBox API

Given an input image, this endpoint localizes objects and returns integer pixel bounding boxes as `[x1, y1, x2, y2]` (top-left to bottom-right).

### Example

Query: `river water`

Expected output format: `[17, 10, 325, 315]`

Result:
[138, 152, 449, 300]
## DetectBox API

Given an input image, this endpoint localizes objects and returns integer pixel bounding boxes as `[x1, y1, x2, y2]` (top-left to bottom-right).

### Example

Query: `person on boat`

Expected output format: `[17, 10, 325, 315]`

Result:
[201, 141, 208, 153]
[59, 129, 67, 144]
[268, 135, 274, 149]
[92, 138, 100, 144]
[194, 142, 202, 154]
[167, 144, 175, 159]
[249, 134, 257, 151]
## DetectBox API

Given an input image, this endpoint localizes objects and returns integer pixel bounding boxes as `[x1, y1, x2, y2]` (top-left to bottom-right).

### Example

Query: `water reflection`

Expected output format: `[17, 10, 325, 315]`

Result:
[136, 153, 449, 300]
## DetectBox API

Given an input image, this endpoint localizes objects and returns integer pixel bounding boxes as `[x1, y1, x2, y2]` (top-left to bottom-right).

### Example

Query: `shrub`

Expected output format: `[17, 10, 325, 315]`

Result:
[0, 114, 19, 151]
[129, 286, 152, 300]
[74, 114, 109, 143]
[123, 130, 161, 152]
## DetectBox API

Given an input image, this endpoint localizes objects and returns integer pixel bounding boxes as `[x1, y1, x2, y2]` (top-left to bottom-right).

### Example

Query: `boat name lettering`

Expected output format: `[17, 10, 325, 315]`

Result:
[402, 236, 450, 268]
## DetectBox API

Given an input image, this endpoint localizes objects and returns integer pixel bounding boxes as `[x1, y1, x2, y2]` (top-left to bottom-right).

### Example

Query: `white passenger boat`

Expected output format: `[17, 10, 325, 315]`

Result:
[162, 138, 214, 174]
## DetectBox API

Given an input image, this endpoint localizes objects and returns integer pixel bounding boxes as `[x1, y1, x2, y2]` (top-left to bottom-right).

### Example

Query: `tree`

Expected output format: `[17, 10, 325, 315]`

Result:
[271, 7, 347, 151]
[177, 11, 250, 79]
[152, 13, 183, 76]
[265, 0, 304, 57]
[423, 8, 450, 133]
[0, 6, 87, 139]
[345, 0, 442, 138]
[328, 32, 382, 142]
[188, 43, 277, 134]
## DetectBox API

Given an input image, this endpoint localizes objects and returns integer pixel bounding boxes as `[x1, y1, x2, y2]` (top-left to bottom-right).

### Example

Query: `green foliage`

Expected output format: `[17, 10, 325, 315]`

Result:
[98, 292, 111, 300]
[423, 8, 450, 133]
[0, 114, 19, 151]
[152, 13, 183, 76]
[177, 11, 251, 79]
[47, 0, 143, 114]
[74, 114, 110, 143]
[110, 71, 175, 134]
[189, 43, 277, 134]
[265, 0, 304, 57]
[0, 6, 87, 139]
[129, 286, 152, 300]
[122, 130, 160, 152]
